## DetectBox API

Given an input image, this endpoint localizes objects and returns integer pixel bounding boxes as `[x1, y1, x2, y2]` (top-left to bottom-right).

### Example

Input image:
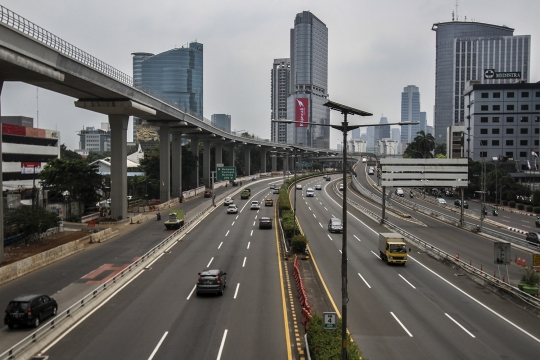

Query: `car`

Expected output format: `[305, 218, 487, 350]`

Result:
[454, 199, 469, 208]
[296, 184, 302, 190]
[339, 184, 344, 191]
[395, 188, 404, 197]
[273, 188, 280, 194]
[265, 199, 273, 206]
[4, 295, 58, 329]
[526, 232, 540, 244]
[227, 204, 238, 214]
[436, 198, 447, 205]
[259, 217, 273, 229]
[315, 184, 322, 190]
[196, 269, 227, 296]
[328, 218, 343, 233]
[232, 181, 238, 186]
[224, 197, 234, 206]
[445, 190, 454, 197]
[306, 188, 314, 197]
[326, 176, 331, 181]
[368, 167, 374, 175]
[362, 158, 367, 163]
[204, 190, 212, 198]
[250, 201, 260, 210]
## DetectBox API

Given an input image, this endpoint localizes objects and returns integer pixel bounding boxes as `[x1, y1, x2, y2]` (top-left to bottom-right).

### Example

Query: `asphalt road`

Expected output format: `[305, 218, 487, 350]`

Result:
[36, 181, 287, 360]
[294, 176, 540, 360]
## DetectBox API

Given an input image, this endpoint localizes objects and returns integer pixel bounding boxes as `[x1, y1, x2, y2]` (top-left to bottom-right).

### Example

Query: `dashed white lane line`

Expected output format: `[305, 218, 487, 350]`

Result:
[231, 221, 235, 226]
[313, 214, 316, 218]
[391, 312, 413, 337]
[235, 215, 239, 220]
[148, 331, 168, 360]
[250, 230, 253, 236]
[324, 207, 328, 211]
[371, 250, 381, 259]
[399, 274, 416, 289]
[358, 272, 371, 289]
[445, 313, 475, 338]
[353, 235, 361, 242]
[233, 283, 240, 299]
[247, 242, 250, 249]
[218, 242, 223, 249]
[319, 222, 323, 228]
[187, 285, 197, 300]
[327, 234, 333, 241]
[225, 230, 230, 237]
[216, 329, 228, 360]
[308, 207, 312, 211]
[253, 221, 256, 226]
[207, 257, 214, 268]
[255, 215, 258, 219]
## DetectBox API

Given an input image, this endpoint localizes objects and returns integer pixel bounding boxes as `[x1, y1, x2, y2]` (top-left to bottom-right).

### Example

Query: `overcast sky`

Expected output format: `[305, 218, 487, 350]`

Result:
[1, 0, 539, 150]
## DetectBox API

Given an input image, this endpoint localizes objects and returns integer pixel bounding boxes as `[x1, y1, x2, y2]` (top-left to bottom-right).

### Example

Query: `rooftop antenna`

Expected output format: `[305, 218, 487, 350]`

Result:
[452, 11, 454, 21]
[455, 0, 459, 21]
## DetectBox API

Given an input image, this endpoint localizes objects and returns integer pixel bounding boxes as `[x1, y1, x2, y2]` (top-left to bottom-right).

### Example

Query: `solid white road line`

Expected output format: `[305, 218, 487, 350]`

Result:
[216, 329, 228, 360]
[358, 272, 371, 288]
[225, 230, 230, 237]
[398, 274, 416, 289]
[445, 313, 476, 338]
[164, 241, 178, 252]
[234, 283, 240, 299]
[243, 257, 247, 267]
[250, 230, 253, 236]
[144, 253, 164, 269]
[247, 242, 250, 249]
[353, 235, 361, 242]
[371, 250, 381, 259]
[218, 242, 223, 249]
[187, 284, 197, 300]
[327, 234, 333, 241]
[148, 331, 168, 360]
[207, 257, 214, 268]
[391, 312, 413, 337]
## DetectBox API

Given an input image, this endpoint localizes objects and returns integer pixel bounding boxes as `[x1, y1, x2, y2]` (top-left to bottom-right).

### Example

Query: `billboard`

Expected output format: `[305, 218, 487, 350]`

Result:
[295, 98, 309, 127]
[21, 162, 42, 174]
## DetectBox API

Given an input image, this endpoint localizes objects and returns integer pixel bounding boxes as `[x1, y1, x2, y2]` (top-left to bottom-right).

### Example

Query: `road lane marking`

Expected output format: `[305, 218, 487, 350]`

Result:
[243, 257, 247, 267]
[235, 215, 239, 219]
[255, 215, 258, 219]
[309, 207, 312, 211]
[358, 272, 371, 288]
[324, 207, 328, 211]
[398, 274, 416, 289]
[148, 331, 168, 360]
[353, 235, 361, 242]
[216, 329, 228, 360]
[445, 313, 475, 338]
[319, 222, 323, 228]
[231, 221, 235, 226]
[250, 230, 253, 236]
[187, 285, 197, 300]
[225, 230, 229, 237]
[207, 257, 214, 268]
[218, 242, 223, 249]
[327, 234, 333, 241]
[234, 283, 240, 299]
[391, 312, 413, 337]
[247, 242, 250, 249]
[319, 202, 322, 205]
[313, 214, 316, 218]
[164, 241, 179, 252]
[371, 250, 381, 259]
[144, 253, 164, 269]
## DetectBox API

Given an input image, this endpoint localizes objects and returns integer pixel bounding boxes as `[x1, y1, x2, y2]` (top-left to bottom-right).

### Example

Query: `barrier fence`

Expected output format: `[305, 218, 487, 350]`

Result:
[292, 255, 313, 330]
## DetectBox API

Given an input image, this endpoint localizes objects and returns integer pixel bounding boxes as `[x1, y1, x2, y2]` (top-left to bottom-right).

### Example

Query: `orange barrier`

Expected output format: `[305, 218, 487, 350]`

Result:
[292, 255, 312, 329]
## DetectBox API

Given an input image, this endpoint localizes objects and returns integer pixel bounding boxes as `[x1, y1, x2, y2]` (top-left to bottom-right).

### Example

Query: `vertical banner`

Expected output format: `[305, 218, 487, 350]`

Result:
[295, 98, 309, 127]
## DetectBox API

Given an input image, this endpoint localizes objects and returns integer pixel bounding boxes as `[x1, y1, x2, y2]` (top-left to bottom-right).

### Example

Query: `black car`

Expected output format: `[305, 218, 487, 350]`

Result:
[454, 199, 469, 209]
[196, 269, 227, 296]
[259, 217, 273, 229]
[526, 232, 540, 244]
[4, 295, 58, 329]
[328, 218, 343, 233]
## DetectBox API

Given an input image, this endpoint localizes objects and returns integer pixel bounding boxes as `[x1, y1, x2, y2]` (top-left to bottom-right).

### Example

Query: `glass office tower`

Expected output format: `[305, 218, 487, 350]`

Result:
[287, 11, 330, 149]
[271, 58, 291, 143]
[401, 85, 421, 144]
[432, 21, 530, 142]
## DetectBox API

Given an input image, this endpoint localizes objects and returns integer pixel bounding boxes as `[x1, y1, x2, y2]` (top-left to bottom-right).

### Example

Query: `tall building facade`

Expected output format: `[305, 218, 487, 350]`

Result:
[432, 21, 530, 141]
[132, 43, 203, 141]
[377, 116, 391, 139]
[401, 85, 421, 143]
[78, 123, 111, 154]
[351, 128, 361, 139]
[271, 58, 291, 143]
[420, 112, 427, 133]
[287, 11, 330, 148]
[211, 114, 231, 133]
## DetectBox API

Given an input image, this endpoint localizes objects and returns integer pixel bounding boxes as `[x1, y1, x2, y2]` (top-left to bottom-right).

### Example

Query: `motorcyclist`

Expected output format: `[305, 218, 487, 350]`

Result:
[536, 216, 540, 227]
[410, 190, 414, 198]
[492, 207, 498, 216]
[157, 212, 161, 221]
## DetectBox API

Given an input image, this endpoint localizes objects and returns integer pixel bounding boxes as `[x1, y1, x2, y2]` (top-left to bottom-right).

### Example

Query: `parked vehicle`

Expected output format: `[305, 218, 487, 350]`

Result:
[4, 295, 58, 329]
[241, 189, 251, 199]
[379, 233, 408, 265]
[196, 269, 227, 296]
[164, 210, 185, 230]
[259, 217, 273, 229]
[227, 204, 238, 214]
[328, 218, 343, 233]
[306, 188, 314, 197]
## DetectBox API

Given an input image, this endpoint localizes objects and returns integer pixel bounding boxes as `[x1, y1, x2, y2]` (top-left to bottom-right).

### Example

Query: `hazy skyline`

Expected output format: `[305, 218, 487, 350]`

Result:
[1, 0, 539, 150]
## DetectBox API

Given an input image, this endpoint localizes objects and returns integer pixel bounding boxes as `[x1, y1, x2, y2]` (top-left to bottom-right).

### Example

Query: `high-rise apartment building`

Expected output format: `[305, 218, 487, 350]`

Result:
[432, 21, 530, 141]
[287, 11, 330, 148]
[211, 114, 231, 133]
[401, 85, 421, 144]
[377, 116, 391, 139]
[78, 123, 111, 154]
[271, 58, 291, 143]
[420, 112, 427, 133]
[132, 43, 203, 141]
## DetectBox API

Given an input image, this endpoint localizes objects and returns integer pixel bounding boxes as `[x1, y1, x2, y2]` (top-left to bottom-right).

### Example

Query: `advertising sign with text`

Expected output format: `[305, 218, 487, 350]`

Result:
[295, 98, 309, 128]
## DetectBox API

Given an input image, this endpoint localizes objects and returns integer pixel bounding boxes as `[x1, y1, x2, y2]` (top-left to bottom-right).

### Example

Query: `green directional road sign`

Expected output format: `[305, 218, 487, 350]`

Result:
[217, 166, 237, 181]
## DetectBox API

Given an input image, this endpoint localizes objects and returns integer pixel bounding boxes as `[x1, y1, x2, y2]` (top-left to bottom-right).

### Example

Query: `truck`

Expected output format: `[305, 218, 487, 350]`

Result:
[378, 233, 408, 265]
[164, 210, 185, 230]
[241, 188, 251, 199]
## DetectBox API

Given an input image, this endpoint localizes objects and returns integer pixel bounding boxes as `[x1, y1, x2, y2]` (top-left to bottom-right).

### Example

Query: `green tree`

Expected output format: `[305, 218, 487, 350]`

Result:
[5, 206, 61, 244]
[403, 131, 436, 159]
[39, 158, 103, 216]
[60, 144, 82, 160]
[435, 142, 447, 157]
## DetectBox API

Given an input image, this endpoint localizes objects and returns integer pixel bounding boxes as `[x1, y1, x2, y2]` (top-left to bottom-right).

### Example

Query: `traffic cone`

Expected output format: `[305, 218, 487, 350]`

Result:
[456, 253, 459, 260]
[517, 257, 521, 265]
[522, 258, 526, 267]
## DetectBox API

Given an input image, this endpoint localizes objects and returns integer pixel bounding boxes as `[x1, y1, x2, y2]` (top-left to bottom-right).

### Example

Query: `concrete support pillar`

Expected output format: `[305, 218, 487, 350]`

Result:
[159, 125, 171, 202]
[261, 149, 267, 174]
[202, 140, 211, 187]
[215, 142, 223, 167]
[271, 155, 277, 172]
[0, 81, 3, 263]
[228, 144, 235, 167]
[190, 137, 199, 188]
[109, 114, 129, 220]
[283, 156, 288, 172]
[244, 147, 251, 176]
[171, 132, 182, 198]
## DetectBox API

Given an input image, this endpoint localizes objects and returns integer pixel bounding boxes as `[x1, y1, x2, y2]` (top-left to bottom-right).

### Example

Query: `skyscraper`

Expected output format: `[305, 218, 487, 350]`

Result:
[211, 114, 231, 133]
[401, 85, 421, 144]
[271, 58, 291, 143]
[287, 11, 330, 148]
[420, 112, 427, 133]
[377, 116, 391, 139]
[432, 21, 530, 141]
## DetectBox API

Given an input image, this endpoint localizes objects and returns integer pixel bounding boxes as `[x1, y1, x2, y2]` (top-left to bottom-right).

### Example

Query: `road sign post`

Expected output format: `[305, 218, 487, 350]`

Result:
[323, 312, 337, 330]
[217, 166, 237, 181]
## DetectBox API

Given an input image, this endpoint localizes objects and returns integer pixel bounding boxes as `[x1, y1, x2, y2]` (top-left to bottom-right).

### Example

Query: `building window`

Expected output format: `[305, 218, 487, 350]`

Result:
[521, 92, 530, 98]
[520, 152, 527, 158]
[493, 105, 500, 111]
[506, 140, 513, 146]
[480, 140, 487, 146]
[507, 92, 515, 98]
[506, 117, 514, 123]
[492, 140, 499, 146]
[481, 105, 488, 111]
[480, 129, 488, 134]
[520, 140, 528, 146]
[492, 129, 499, 134]
[521, 117, 529, 122]
[507, 105, 515, 111]
[506, 152, 513, 158]
[536, 105, 540, 110]
[492, 117, 500, 123]
[481, 93, 489, 98]
[536, 128, 539, 135]
[506, 128, 514, 134]
[521, 128, 528, 134]
[493, 92, 501, 98]
[521, 104, 529, 111]
[536, 140, 539, 146]
[536, 91, 540, 97]
[480, 117, 488, 123]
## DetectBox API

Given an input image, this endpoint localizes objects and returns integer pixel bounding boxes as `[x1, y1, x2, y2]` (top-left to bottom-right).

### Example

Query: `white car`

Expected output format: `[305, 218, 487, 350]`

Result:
[250, 201, 260, 210]
[315, 184, 322, 190]
[224, 197, 234, 206]
[395, 188, 404, 197]
[227, 204, 238, 214]
[368, 167, 374, 175]
[339, 184, 344, 191]
[362, 158, 367, 163]
[306, 188, 314, 197]
[436, 198, 447, 205]
[296, 184, 302, 190]
[273, 188, 280, 194]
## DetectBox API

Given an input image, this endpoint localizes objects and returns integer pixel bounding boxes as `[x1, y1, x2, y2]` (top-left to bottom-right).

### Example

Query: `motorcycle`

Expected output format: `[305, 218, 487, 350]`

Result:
[156, 212, 161, 221]
[492, 209, 498, 216]
[483, 208, 488, 216]
[410, 192, 414, 198]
